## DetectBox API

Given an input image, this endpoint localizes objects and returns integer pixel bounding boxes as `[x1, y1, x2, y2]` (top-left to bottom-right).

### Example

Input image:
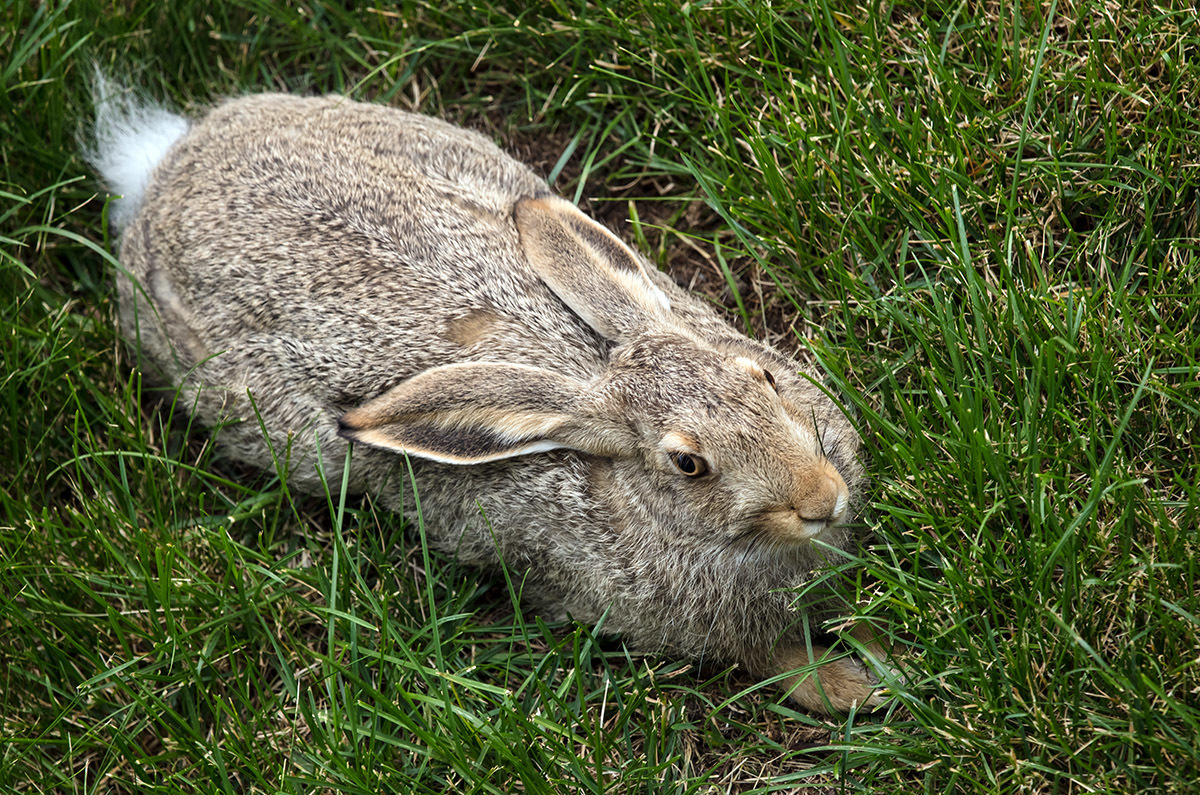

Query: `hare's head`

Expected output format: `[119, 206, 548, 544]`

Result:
[338, 196, 860, 548]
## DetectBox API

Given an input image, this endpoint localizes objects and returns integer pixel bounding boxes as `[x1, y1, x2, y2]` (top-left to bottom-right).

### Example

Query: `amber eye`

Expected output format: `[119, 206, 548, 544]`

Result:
[763, 368, 778, 392]
[671, 452, 709, 477]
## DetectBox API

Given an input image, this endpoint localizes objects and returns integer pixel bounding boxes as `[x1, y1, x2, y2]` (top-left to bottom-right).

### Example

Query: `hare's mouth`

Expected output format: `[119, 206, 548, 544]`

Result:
[757, 507, 833, 544]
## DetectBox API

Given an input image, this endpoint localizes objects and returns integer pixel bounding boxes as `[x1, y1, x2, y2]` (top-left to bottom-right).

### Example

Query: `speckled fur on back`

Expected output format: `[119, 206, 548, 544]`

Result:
[95, 90, 889, 714]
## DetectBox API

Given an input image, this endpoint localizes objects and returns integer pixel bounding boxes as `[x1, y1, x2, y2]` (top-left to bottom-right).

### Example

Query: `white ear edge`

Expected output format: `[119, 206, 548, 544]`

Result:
[617, 264, 671, 314]
[344, 428, 569, 465]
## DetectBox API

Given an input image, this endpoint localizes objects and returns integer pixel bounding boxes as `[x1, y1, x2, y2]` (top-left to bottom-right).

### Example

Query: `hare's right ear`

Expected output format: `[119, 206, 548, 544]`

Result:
[514, 195, 672, 341]
[337, 362, 631, 464]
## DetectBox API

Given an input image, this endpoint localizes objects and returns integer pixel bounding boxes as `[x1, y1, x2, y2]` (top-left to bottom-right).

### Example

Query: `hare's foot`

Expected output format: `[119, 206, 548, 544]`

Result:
[776, 643, 888, 715]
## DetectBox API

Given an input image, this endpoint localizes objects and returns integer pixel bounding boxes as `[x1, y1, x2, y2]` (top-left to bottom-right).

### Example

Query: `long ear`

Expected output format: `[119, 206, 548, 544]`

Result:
[337, 362, 626, 464]
[514, 195, 672, 341]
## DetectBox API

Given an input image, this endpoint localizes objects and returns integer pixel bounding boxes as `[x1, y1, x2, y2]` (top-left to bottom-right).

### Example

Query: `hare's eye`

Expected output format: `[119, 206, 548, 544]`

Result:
[763, 369, 778, 392]
[671, 452, 708, 477]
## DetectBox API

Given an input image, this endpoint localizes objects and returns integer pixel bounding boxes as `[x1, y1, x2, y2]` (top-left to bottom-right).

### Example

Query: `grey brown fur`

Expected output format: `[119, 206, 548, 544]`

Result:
[97, 91, 887, 714]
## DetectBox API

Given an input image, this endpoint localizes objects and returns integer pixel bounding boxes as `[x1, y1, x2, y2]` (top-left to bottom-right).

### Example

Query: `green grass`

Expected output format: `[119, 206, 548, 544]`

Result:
[3, 0, 1199, 792]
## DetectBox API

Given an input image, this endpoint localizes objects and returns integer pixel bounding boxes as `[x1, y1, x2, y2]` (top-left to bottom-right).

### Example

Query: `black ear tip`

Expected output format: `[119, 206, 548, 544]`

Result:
[336, 416, 359, 440]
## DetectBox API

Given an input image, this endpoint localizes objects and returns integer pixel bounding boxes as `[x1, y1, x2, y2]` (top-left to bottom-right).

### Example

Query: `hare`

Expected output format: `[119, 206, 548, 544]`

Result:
[90, 86, 889, 714]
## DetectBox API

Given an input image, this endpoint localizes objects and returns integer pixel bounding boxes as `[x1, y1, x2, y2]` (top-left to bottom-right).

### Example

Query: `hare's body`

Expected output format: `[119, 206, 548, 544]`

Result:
[97, 91, 885, 713]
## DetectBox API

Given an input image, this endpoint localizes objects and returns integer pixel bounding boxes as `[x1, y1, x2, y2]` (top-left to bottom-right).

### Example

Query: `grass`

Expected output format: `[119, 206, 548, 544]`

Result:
[3, 0, 1199, 792]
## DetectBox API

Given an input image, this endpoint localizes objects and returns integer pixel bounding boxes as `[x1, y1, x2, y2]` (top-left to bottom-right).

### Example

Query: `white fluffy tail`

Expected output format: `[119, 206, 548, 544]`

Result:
[88, 73, 190, 232]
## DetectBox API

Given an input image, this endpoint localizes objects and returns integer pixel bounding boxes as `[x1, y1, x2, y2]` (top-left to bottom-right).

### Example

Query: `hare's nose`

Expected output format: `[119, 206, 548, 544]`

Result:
[795, 465, 850, 538]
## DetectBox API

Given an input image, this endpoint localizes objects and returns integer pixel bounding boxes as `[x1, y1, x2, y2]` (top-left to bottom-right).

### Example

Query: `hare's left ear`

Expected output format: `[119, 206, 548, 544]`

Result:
[338, 362, 630, 464]
[514, 195, 672, 341]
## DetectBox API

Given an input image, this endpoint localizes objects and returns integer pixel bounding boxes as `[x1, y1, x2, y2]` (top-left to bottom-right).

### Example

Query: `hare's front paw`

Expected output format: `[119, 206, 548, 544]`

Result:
[776, 645, 890, 715]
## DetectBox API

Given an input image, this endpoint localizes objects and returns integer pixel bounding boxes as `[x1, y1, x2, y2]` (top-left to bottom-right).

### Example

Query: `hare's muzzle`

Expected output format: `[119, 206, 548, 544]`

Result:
[759, 463, 852, 543]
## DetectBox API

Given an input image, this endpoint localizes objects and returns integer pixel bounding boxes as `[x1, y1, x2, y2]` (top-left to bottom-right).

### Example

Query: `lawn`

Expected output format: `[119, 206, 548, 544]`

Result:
[3, 0, 1198, 792]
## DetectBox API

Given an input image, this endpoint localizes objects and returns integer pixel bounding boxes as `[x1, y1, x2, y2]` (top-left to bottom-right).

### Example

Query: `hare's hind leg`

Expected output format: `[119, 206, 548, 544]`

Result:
[116, 224, 210, 389]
